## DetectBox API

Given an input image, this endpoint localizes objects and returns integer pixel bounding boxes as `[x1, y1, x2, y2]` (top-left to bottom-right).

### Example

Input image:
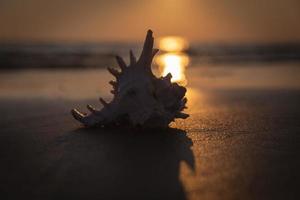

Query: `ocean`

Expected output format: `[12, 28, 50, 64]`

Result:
[0, 42, 300, 69]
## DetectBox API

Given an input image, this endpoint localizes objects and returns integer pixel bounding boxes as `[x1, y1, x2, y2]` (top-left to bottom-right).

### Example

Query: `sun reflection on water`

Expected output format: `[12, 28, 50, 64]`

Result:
[156, 53, 189, 84]
[155, 36, 190, 85]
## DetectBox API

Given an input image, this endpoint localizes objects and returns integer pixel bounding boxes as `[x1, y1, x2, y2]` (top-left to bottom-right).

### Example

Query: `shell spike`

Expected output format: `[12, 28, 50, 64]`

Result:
[138, 29, 154, 66]
[99, 98, 109, 107]
[116, 55, 127, 70]
[179, 98, 188, 110]
[164, 73, 172, 81]
[110, 90, 116, 95]
[107, 67, 120, 78]
[176, 112, 189, 119]
[87, 104, 97, 113]
[129, 50, 136, 65]
[71, 109, 85, 122]
[109, 80, 117, 89]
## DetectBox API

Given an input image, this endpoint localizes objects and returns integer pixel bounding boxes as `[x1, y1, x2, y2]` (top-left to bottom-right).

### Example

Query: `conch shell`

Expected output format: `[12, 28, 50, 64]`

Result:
[71, 30, 189, 128]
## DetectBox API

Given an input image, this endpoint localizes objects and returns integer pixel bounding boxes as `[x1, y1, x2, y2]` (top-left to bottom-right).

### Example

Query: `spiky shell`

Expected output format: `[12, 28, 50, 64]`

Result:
[71, 30, 189, 128]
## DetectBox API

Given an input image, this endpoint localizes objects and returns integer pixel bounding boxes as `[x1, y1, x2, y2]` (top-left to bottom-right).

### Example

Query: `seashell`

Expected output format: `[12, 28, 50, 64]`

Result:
[71, 30, 189, 128]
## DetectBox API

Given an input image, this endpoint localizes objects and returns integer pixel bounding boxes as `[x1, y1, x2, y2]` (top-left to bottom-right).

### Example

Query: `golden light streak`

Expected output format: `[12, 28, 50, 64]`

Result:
[155, 36, 190, 85]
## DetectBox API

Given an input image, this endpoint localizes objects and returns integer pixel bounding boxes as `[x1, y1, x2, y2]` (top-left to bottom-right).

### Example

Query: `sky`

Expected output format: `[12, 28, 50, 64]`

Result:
[0, 0, 299, 43]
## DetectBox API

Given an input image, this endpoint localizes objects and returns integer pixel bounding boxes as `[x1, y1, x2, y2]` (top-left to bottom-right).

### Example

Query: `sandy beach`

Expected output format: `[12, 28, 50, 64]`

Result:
[1, 65, 300, 199]
[1, 0, 300, 199]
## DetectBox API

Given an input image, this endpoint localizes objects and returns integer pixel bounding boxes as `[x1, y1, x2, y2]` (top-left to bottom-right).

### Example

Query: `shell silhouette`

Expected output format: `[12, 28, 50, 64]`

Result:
[71, 30, 189, 128]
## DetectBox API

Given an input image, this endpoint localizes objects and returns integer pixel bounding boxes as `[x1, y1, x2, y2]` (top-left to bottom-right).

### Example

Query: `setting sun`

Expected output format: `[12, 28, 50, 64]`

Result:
[157, 36, 189, 52]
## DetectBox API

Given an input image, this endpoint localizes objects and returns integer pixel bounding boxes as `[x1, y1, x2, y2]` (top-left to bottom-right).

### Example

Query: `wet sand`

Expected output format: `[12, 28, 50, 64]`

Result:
[1, 66, 300, 199]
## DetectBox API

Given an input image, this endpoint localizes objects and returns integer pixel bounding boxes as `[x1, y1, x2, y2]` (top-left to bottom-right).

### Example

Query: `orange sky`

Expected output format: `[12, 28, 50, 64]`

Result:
[0, 0, 299, 43]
